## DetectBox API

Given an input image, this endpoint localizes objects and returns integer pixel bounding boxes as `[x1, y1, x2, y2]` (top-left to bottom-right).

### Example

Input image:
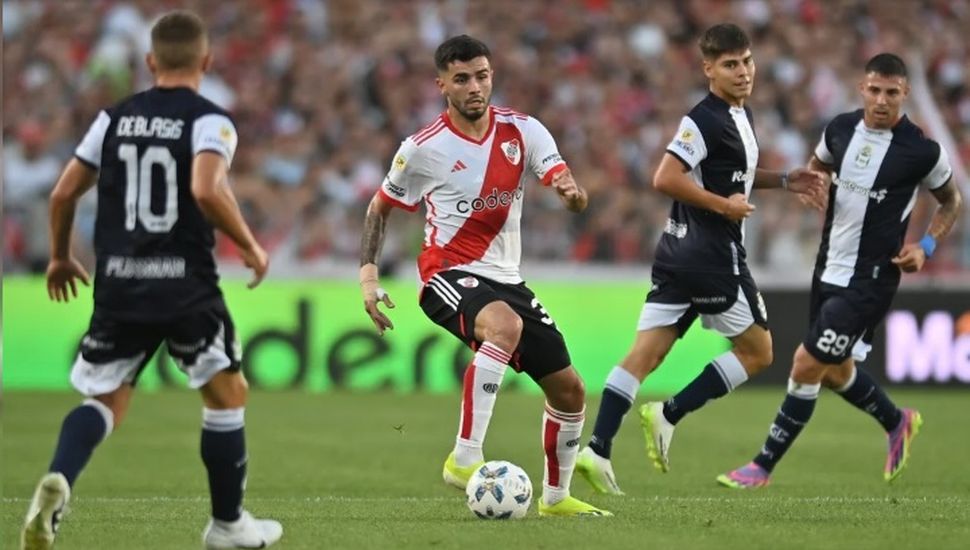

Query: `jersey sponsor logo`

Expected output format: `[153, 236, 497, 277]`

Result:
[673, 139, 695, 156]
[565, 437, 581, 448]
[541, 153, 563, 167]
[482, 382, 499, 394]
[384, 181, 407, 198]
[500, 138, 521, 165]
[116, 116, 184, 140]
[104, 255, 186, 279]
[451, 159, 467, 173]
[731, 170, 745, 182]
[393, 154, 407, 171]
[854, 144, 873, 168]
[832, 176, 887, 203]
[457, 276, 480, 288]
[456, 186, 524, 214]
[663, 218, 687, 239]
[691, 295, 728, 305]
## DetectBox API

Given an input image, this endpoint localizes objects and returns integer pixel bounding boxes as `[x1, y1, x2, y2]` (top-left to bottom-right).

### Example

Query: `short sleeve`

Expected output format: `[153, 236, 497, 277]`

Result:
[522, 117, 567, 186]
[665, 115, 709, 170]
[814, 126, 834, 165]
[192, 113, 238, 167]
[74, 110, 111, 169]
[920, 143, 953, 190]
[378, 138, 424, 212]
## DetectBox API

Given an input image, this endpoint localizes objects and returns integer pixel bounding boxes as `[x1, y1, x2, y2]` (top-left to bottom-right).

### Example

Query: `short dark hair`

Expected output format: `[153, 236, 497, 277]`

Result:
[434, 35, 491, 71]
[698, 23, 751, 60]
[151, 10, 207, 71]
[865, 53, 908, 79]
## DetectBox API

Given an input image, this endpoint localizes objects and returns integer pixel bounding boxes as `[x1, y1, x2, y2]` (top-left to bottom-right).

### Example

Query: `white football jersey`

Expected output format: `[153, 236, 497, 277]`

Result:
[379, 106, 567, 284]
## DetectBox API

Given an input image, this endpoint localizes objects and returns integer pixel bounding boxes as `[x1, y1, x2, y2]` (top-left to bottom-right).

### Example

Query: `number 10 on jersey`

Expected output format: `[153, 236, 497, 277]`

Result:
[118, 144, 179, 233]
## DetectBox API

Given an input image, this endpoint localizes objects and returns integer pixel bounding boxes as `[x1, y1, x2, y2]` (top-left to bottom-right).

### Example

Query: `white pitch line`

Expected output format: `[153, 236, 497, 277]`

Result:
[1, 496, 964, 504]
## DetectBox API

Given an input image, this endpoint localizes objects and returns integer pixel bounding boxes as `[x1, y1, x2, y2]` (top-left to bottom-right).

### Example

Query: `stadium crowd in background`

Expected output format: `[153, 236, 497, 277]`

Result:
[4, 0, 969, 277]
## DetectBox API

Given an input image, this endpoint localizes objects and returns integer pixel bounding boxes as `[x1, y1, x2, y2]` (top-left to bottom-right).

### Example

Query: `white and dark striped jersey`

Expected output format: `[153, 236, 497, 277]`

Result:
[813, 110, 952, 287]
[656, 93, 759, 274]
[74, 86, 238, 320]
[378, 105, 567, 284]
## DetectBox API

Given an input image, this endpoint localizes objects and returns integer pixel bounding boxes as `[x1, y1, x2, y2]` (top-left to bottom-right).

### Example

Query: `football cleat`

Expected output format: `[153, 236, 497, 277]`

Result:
[202, 510, 283, 549]
[639, 402, 674, 472]
[443, 451, 484, 490]
[21, 472, 70, 550]
[716, 462, 771, 489]
[575, 447, 624, 495]
[884, 408, 923, 482]
[538, 495, 613, 517]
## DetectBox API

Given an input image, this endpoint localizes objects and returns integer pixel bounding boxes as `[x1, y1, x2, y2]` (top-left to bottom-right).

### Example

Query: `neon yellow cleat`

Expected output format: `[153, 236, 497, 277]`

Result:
[538, 495, 613, 517]
[442, 452, 484, 490]
[639, 402, 674, 473]
[575, 447, 624, 495]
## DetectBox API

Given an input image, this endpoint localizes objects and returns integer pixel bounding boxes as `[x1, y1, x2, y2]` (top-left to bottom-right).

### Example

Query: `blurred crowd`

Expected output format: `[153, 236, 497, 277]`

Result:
[4, 0, 970, 278]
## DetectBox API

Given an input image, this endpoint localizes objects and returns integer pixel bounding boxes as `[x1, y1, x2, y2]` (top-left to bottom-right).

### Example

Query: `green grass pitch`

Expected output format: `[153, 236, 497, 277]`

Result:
[3, 388, 968, 549]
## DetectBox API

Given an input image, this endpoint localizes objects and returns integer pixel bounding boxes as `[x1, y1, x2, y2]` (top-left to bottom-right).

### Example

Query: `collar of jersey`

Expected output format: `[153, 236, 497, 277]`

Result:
[442, 106, 496, 146]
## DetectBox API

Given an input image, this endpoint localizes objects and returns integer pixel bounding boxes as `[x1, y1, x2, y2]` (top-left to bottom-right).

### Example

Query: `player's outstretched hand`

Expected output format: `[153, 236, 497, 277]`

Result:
[787, 168, 828, 211]
[46, 257, 90, 302]
[892, 243, 926, 273]
[361, 279, 395, 336]
[240, 242, 269, 289]
[551, 168, 587, 212]
[722, 193, 756, 222]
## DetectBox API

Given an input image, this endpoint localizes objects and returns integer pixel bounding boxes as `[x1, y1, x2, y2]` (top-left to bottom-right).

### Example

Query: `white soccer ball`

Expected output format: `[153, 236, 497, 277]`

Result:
[465, 460, 532, 520]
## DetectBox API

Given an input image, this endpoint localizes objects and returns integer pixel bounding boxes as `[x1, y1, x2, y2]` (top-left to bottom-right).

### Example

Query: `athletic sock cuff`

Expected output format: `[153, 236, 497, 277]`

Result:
[82, 398, 114, 441]
[604, 366, 639, 403]
[202, 407, 245, 432]
[787, 379, 822, 399]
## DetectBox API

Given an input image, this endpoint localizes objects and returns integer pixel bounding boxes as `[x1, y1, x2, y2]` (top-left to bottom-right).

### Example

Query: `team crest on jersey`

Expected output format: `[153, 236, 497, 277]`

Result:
[501, 139, 521, 166]
[854, 144, 872, 168]
[457, 276, 480, 288]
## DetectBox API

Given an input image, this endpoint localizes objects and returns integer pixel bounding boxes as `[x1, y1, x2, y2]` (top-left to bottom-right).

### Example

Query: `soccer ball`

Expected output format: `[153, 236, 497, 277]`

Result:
[465, 460, 532, 520]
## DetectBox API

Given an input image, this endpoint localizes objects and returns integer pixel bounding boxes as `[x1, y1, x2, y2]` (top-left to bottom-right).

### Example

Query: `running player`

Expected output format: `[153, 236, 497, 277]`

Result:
[718, 53, 962, 488]
[21, 11, 281, 550]
[359, 35, 610, 517]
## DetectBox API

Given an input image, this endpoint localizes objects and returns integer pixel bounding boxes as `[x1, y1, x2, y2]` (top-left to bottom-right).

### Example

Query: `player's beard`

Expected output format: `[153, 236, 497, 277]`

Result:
[451, 95, 489, 122]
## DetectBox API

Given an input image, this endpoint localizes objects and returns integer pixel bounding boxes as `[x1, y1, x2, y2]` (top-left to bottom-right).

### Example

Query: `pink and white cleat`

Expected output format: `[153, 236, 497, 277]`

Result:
[716, 462, 771, 489]
[884, 408, 922, 482]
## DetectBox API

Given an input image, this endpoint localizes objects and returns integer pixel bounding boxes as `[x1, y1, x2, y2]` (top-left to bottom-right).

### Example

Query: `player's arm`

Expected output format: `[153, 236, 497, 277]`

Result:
[191, 151, 268, 288]
[893, 179, 963, 273]
[47, 158, 97, 302]
[653, 153, 753, 222]
[550, 168, 588, 212]
[359, 194, 396, 336]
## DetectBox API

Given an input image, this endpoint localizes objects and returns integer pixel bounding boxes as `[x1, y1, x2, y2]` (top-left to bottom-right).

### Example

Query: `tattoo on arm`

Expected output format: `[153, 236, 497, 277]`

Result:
[360, 202, 388, 266]
[927, 180, 963, 240]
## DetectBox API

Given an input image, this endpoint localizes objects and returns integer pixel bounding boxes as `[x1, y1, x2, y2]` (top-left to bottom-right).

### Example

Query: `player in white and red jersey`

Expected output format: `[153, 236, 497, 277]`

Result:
[359, 35, 610, 517]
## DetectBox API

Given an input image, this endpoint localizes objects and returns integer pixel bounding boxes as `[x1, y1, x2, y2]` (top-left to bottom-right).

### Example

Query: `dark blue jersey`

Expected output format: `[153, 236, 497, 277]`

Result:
[74, 87, 238, 321]
[656, 93, 760, 274]
[812, 110, 952, 287]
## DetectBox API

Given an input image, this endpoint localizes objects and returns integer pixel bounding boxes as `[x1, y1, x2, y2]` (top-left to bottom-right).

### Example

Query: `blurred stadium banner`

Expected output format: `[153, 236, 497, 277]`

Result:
[759, 290, 970, 386]
[3, 277, 729, 394]
[6, 278, 965, 391]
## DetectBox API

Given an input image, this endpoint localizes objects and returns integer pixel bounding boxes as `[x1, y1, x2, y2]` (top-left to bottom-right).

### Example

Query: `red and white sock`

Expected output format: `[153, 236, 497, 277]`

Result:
[454, 342, 510, 467]
[542, 403, 585, 505]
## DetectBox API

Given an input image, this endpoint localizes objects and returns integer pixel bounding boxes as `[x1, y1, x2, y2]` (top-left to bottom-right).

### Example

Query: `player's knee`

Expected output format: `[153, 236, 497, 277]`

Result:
[202, 370, 249, 409]
[790, 346, 826, 383]
[552, 375, 585, 411]
[483, 311, 523, 353]
[734, 343, 773, 375]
